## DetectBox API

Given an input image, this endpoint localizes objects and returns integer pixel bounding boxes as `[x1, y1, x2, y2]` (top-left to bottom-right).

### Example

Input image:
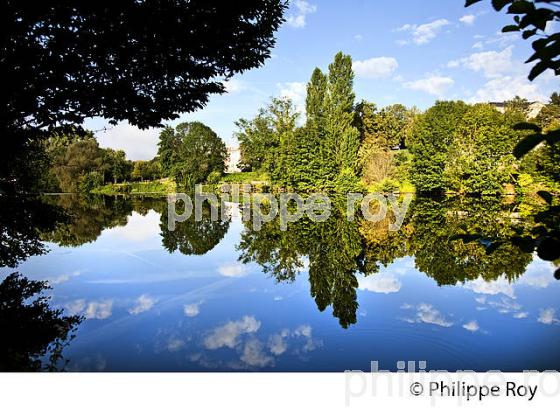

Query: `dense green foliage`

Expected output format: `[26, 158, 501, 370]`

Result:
[409, 101, 469, 193]
[236, 50, 557, 195]
[157, 122, 227, 187]
[2, 1, 286, 193]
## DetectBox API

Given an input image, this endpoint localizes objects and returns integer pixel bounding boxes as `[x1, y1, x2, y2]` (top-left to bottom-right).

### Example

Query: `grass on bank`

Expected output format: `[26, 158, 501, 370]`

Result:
[218, 170, 270, 184]
[91, 178, 176, 195]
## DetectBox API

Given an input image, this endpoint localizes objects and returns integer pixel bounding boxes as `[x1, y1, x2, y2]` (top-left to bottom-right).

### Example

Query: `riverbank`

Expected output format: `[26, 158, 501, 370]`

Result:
[90, 178, 176, 195]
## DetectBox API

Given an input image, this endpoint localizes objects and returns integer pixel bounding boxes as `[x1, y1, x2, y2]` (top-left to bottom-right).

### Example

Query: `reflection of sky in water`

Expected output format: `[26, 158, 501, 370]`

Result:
[4, 208, 560, 371]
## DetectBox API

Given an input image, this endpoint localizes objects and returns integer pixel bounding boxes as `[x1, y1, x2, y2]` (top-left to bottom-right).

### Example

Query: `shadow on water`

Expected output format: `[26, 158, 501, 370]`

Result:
[0, 193, 557, 370]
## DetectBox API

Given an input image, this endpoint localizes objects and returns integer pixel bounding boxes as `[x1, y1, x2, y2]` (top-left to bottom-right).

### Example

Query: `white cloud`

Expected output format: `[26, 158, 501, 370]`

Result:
[472, 41, 484, 50]
[460, 14, 476, 26]
[514, 312, 529, 319]
[538, 308, 559, 325]
[463, 276, 515, 298]
[224, 79, 247, 94]
[487, 297, 521, 314]
[449, 46, 514, 78]
[84, 299, 113, 320]
[203, 316, 261, 349]
[403, 76, 454, 97]
[268, 333, 288, 355]
[241, 339, 274, 367]
[277, 81, 307, 115]
[167, 338, 185, 352]
[218, 262, 249, 278]
[286, 0, 317, 28]
[354, 34, 363, 41]
[397, 19, 450, 45]
[47, 270, 81, 285]
[353, 57, 399, 79]
[128, 294, 156, 315]
[65, 299, 87, 316]
[357, 274, 401, 294]
[470, 75, 545, 102]
[184, 301, 202, 317]
[402, 304, 453, 327]
[462, 320, 480, 332]
[108, 211, 160, 242]
[293, 324, 312, 338]
[94, 121, 159, 161]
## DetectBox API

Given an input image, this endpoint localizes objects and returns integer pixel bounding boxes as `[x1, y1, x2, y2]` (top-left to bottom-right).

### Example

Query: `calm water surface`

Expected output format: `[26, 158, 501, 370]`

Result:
[1, 194, 559, 371]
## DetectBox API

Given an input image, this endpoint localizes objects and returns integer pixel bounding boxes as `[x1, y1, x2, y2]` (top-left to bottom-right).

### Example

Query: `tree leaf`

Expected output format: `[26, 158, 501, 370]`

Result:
[528, 60, 549, 80]
[465, 0, 483, 5]
[522, 28, 537, 39]
[513, 133, 545, 158]
[537, 190, 553, 205]
[492, 0, 513, 11]
[507, 0, 535, 14]
[502, 24, 520, 32]
[513, 122, 542, 132]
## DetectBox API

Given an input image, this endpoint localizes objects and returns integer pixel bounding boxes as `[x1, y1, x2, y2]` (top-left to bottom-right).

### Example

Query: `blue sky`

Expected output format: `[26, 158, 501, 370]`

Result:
[85, 0, 559, 160]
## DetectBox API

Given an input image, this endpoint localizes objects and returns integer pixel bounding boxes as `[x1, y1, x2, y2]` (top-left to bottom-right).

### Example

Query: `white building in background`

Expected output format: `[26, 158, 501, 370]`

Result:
[488, 101, 546, 119]
[225, 145, 240, 173]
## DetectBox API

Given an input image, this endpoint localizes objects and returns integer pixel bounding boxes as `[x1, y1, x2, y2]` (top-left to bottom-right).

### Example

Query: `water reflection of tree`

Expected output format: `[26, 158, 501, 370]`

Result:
[238, 195, 539, 328]
[0, 196, 65, 268]
[40, 195, 133, 246]
[160, 202, 231, 255]
[410, 197, 533, 286]
[238, 202, 363, 328]
[0, 273, 82, 371]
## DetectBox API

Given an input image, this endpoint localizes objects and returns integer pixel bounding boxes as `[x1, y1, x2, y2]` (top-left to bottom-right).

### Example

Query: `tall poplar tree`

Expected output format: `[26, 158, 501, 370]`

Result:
[324, 52, 360, 189]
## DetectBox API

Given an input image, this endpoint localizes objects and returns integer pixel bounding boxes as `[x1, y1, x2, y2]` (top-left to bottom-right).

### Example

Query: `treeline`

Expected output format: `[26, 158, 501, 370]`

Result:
[237, 51, 560, 195]
[37, 133, 162, 193]
[33, 120, 229, 193]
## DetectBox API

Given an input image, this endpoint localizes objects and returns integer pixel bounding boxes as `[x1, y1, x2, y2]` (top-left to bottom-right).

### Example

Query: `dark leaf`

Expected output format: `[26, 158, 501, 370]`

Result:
[507, 0, 535, 14]
[528, 60, 549, 81]
[522, 28, 537, 39]
[465, 0, 483, 5]
[513, 122, 542, 132]
[492, 0, 513, 11]
[502, 24, 520, 32]
[537, 237, 560, 261]
[513, 133, 545, 158]
[537, 190, 553, 205]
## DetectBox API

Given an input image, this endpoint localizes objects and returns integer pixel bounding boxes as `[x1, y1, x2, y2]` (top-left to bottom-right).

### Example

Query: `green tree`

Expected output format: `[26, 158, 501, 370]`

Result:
[236, 111, 276, 172]
[159, 122, 227, 187]
[324, 52, 360, 182]
[409, 101, 469, 193]
[445, 104, 521, 194]
[51, 138, 103, 192]
[2, 1, 286, 192]
[103, 149, 132, 183]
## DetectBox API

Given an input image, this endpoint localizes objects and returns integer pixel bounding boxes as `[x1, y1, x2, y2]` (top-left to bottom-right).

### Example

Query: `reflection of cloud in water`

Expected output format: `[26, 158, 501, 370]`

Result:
[105, 211, 161, 242]
[198, 317, 321, 369]
[46, 270, 81, 285]
[217, 262, 248, 278]
[462, 320, 479, 332]
[167, 338, 186, 352]
[538, 308, 559, 325]
[357, 274, 401, 294]
[463, 276, 515, 298]
[241, 339, 274, 367]
[184, 301, 203, 317]
[65, 298, 113, 319]
[128, 294, 156, 315]
[401, 303, 453, 327]
[203, 316, 261, 349]
[476, 294, 527, 319]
